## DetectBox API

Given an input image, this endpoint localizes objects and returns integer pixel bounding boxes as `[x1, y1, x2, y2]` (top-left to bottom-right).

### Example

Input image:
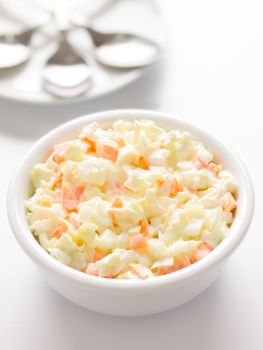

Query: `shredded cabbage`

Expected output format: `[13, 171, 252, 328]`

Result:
[26, 120, 237, 279]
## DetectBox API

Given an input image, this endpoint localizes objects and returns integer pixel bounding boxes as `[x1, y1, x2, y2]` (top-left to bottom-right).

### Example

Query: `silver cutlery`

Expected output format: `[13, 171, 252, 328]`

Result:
[43, 0, 92, 98]
[43, 31, 92, 98]
[0, 0, 161, 99]
[72, 21, 161, 69]
[0, 27, 37, 69]
[76, 24, 161, 69]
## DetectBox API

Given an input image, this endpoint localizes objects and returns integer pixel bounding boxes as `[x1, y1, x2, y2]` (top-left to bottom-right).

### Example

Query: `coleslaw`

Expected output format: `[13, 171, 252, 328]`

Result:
[26, 119, 237, 279]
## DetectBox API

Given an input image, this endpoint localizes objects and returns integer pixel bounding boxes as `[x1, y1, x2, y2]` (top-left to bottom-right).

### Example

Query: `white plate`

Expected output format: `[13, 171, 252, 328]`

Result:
[0, 0, 164, 105]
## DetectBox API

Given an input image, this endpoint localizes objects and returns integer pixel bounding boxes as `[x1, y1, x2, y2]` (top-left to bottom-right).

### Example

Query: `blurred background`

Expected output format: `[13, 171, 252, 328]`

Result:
[1, 1, 263, 349]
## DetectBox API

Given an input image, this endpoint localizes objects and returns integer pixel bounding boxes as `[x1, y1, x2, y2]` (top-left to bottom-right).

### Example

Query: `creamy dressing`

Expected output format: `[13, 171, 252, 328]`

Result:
[26, 120, 237, 279]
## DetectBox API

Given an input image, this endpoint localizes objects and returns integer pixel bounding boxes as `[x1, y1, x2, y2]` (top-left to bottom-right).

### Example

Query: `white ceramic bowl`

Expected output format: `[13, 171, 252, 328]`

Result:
[7, 110, 254, 316]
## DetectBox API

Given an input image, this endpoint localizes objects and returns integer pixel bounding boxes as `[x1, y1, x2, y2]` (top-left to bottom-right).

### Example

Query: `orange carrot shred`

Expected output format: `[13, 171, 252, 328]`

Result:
[81, 136, 96, 153]
[96, 142, 119, 162]
[62, 186, 84, 212]
[128, 234, 147, 250]
[139, 219, 150, 236]
[138, 156, 149, 170]
[92, 251, 106, 263]
[50, 223, 68, 239]
[112, 197, 123, 208]
[190, 243, 213, 263]
[169, 179, 183, 197]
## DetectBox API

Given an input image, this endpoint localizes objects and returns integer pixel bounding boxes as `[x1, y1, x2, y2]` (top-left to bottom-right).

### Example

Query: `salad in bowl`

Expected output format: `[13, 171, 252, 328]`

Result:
[26, 119, 237, 280]
[8, 110, 253, 315]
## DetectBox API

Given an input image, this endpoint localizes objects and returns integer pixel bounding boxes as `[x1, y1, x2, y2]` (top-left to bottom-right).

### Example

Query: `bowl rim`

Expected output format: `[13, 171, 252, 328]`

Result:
[7, 109, 255, 290]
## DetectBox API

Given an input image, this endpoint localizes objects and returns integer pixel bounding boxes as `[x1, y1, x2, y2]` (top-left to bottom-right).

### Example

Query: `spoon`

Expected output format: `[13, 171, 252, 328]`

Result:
[0, 27, 37, 69]
[43, 31, 92, 98]
[82, 25, 161, 69]
[43, 0, 92, 98]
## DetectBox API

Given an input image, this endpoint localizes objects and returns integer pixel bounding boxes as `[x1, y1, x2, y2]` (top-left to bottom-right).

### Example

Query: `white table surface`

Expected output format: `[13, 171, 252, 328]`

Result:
[1, 1, 263, 349]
